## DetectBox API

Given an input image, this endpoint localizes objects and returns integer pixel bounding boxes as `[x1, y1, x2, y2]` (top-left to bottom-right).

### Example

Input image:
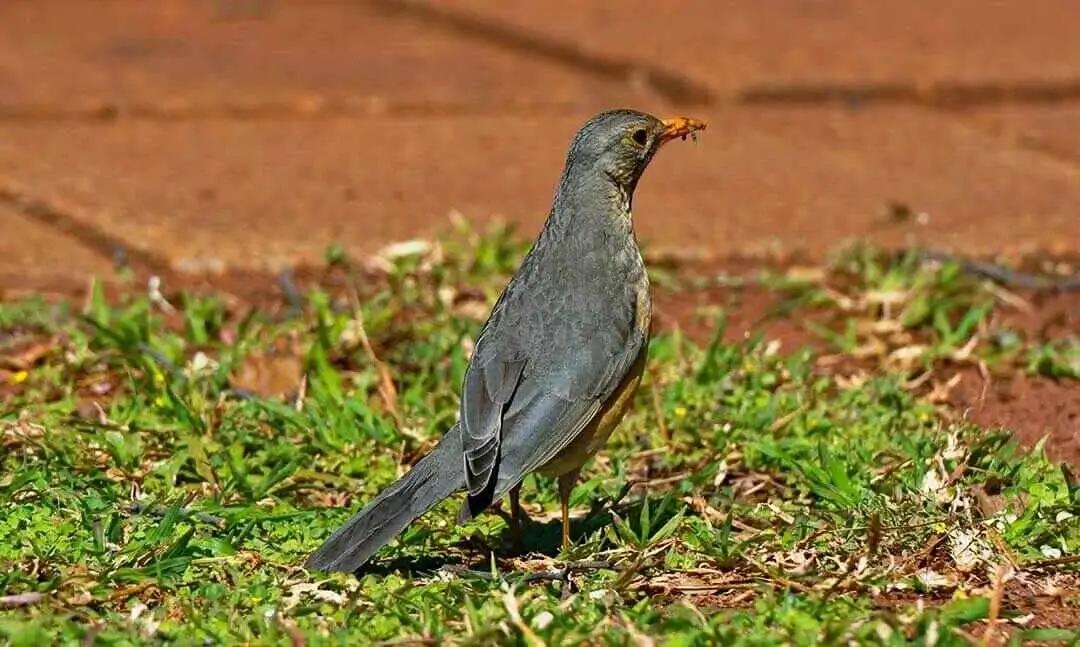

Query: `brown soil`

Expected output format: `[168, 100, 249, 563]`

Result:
[649, 257, 823, 351]
[948, 369, 1080, 467]
[683, 576, 1080, 643]
[875, 578, 1080, 645]
[948, 283, 1080, 468]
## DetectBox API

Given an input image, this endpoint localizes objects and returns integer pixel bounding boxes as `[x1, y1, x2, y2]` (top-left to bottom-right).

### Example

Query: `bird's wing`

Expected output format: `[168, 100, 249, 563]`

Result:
[500, 327, 645, 482]
[459, 319, 644, 499]
[459, 252, 647, 509]
[459, 344, 525, 498]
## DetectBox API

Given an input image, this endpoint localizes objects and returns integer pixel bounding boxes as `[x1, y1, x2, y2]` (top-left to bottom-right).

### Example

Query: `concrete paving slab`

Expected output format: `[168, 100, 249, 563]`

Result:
[632, 105, 1080, 259]
[0, 106, 1078, 277]
[0, 203, 115, 294]
[970, 106, 1080, 163]
[0, 0, 639, 111]
[436, 0, 1080, 94]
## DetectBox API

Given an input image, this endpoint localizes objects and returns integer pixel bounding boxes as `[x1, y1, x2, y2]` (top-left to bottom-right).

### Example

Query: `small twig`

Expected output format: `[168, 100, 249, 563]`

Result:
[276, 270, 304, 315]
[346, 285, 402, 430]
[899, 534, 946, 571]
[744, 556, 814, 594]
[610, 551, 651, 593]
[629, 473, 690, 490]
[984, 282, 1033, 313]
[982, 564, 1008, 647]
[129, 502, 226, 528]
[641, 579, 763, 594]
[866, 511, 881, 558]
[439, 560, 618, 586]
[519, 560, 618, 585]
[629, 447, 669, 460]
[801, 516, 947, 537]
[438, 565, 497, 580]
[768, 405, 807, 434]
[985, 527, 1021, 570]
[920, 250, 1080, 292]
[871, 458, 914, 483]
[294, 373, 307, 412]
[1020, 554, 1080, 570]
[977, 360, 991, 411]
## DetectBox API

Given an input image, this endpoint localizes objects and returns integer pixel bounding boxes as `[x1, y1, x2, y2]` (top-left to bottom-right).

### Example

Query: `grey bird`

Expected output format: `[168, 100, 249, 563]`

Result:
[305, 109, 706, 573]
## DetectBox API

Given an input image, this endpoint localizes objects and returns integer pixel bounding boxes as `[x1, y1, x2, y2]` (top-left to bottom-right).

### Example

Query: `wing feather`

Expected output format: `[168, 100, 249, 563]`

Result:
[459, 352, 524, 497]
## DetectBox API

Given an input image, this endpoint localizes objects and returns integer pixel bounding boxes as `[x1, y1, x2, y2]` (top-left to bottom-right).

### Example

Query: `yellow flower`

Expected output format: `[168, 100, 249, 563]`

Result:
[674, 406, 688, 418]
[10, 370, 28, 384]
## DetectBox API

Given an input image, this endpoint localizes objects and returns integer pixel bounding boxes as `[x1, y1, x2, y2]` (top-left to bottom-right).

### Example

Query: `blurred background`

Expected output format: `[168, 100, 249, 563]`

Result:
[1, 0, 1079, 288]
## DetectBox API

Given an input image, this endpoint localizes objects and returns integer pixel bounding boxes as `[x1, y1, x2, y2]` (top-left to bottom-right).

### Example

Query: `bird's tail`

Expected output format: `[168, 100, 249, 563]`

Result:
[305, 424, 465, 573]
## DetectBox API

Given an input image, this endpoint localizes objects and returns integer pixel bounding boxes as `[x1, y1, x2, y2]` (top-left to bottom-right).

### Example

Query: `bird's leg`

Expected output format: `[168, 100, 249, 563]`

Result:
[509, 483, 524, 554]
[557, 469, 581, 553]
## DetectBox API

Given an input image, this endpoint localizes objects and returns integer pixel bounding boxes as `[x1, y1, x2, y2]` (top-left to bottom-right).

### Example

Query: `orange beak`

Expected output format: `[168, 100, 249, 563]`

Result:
[659, 116, 707, 145]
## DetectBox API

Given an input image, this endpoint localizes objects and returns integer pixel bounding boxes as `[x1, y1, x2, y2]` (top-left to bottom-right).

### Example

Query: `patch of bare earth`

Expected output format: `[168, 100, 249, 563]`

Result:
[875, 576, 1080, 645]
[652, 258, 1080, 471]
[948, 368, 1080, 468]
[648, 256, 824, 351]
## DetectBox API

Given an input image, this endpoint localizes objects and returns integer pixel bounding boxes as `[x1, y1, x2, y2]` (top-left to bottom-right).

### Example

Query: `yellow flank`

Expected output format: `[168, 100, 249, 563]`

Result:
[539, 345, 648, 478]
[634, 268, 651, 334]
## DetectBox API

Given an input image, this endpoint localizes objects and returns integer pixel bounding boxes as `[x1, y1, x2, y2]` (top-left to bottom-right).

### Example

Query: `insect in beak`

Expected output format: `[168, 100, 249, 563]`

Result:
[659, 116, 707, 145]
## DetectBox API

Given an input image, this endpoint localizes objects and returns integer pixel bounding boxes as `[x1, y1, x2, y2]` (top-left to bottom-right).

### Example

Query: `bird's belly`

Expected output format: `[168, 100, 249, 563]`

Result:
[538, 344, 648, 478]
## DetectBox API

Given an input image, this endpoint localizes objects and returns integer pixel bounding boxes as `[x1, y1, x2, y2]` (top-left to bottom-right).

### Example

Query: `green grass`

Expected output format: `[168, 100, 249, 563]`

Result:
[1, 228, 1079, 646]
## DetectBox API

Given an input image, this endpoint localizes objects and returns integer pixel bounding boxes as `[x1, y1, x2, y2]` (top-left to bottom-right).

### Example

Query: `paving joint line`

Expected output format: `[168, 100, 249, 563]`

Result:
[0, 98, 590, 124]
[368, 1, 1080, 112]
[363, 0, 715, 106]
[922, 104, 1080, 177]
[0, 183, 173, 277]
[1002, 133, 1080, 171]
[1, 84, 1080, 124]
[737, 79, 1080, 107]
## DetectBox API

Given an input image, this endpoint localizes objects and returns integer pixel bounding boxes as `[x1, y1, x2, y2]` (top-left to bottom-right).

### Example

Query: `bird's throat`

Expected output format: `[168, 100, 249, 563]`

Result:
[610, 183, 633, 223]
[550, 168, 636, 232]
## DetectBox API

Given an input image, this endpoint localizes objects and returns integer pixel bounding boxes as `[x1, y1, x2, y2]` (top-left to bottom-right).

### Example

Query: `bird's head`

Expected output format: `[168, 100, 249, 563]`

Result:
[563, 109, 706, 192]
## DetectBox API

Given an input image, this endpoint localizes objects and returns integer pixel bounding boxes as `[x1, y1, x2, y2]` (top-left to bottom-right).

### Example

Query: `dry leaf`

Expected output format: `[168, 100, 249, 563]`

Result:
[0, 337, 59, 371]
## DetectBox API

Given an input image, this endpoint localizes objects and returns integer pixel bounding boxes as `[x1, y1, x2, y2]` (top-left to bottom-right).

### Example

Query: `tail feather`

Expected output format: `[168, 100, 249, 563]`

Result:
[305, 425, 464, 573]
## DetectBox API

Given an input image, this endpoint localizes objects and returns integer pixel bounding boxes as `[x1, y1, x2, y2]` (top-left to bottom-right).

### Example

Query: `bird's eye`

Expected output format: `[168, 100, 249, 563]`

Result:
[630, 128, 648, 146]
